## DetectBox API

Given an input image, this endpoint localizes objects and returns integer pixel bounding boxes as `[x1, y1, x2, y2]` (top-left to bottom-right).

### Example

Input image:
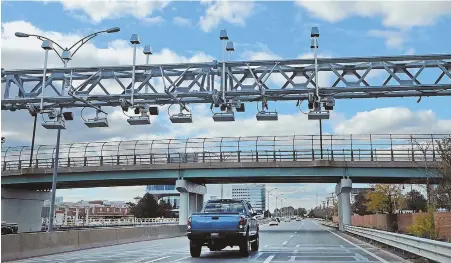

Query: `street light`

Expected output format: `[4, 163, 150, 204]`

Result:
[267, 188, 277, 217]
[15, 27, 121, 232]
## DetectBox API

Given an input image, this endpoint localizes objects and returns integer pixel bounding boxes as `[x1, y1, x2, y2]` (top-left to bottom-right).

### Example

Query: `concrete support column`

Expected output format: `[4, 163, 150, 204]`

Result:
[176, 179, 207, 225]
[179, 192, 189, 225]
[1, 188, 50, 232]
[335, 178, 352, 231]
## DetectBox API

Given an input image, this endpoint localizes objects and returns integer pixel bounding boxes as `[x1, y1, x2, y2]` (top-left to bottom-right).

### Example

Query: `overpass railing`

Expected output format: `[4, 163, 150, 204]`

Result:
[2, 134, 448, 171]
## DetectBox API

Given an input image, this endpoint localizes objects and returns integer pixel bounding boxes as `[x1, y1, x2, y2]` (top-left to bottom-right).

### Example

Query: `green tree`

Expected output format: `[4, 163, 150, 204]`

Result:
[157, 199, 173, 218]
[405, 190, 427, 212]
[128, 193, 160, 218]
[263, 210, 271, 218]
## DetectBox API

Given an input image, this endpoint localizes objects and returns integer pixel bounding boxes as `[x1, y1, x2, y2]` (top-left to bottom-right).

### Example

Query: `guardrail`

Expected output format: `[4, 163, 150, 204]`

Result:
[345, 225, 451, 263]
[47, 218, 179, 229]
[2, 134, 448, 171]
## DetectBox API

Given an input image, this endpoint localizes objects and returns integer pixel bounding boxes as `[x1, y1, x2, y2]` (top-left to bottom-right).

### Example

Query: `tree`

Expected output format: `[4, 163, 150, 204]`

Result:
[405, 190, 427, 212]
[352, 192, 371, 215]
[366, 184, 403, 214]
[157, 200, 173, 218]
[128, 193, 160, 218]
[297, 208, 307, 217]
[263, 210, 271, 218]
[437, 137, 451, 211]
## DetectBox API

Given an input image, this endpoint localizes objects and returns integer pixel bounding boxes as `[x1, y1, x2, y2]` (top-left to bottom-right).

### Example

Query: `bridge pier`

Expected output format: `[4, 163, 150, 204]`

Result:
[335, 178, 352, 231]
[175, 179, 206, 225]
[1, 188, 50, 232]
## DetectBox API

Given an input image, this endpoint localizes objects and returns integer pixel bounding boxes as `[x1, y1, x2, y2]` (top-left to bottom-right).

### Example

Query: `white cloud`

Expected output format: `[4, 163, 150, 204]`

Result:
[334, 107, 451, 134]
[58, 0, 170, 23]
[199, 0, 255, 32]
[367, 29, 408, 49]
[173, 16, 192, 27]
[295, 1, 451, 29]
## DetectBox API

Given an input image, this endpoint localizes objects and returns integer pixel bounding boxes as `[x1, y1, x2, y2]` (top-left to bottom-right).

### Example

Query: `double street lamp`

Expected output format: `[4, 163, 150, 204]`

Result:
[15, 27, 120, 231]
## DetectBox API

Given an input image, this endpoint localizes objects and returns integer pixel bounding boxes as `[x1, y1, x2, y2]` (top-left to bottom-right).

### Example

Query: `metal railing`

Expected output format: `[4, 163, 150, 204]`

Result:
[2, 134, 448, 171]
[42, 217, 179, 230]
[345, 225, 451, 263]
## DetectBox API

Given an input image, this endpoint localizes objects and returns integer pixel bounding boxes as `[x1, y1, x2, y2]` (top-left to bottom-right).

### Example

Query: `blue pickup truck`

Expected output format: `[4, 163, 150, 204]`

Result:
[187, 199, 260, 257]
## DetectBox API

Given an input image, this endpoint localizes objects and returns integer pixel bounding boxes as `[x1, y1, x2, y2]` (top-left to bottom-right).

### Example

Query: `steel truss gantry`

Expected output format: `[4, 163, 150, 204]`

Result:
[1, 54, 451, 111]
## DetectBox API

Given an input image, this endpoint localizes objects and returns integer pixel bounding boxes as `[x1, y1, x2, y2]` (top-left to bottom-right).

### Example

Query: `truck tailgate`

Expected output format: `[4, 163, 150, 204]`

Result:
[191, 213, 240, 232]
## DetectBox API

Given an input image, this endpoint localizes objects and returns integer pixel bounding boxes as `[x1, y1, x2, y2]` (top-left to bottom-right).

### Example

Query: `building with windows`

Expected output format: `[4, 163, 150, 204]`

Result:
[146, 185, 180, 213]
[231, 184, 266, 212]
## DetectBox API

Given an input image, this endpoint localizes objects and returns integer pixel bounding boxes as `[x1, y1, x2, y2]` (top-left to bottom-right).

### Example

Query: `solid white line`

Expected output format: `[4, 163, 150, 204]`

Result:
[145, 256, 170, 262]
[312, 220, 389, 263]
[263, 254, 275, 263]
[169, 256, 191, 262]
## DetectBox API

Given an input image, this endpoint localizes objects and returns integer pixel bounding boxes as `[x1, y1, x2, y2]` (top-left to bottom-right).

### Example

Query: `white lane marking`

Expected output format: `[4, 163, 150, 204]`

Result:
[290, 235, 294, 238]
[312, 220, 389, 263]
[282, 241, 288, 245]
[264, 245, 270, 247]
[296, 244, 300, 248]
[169, 256, 191, 262]
[144, 256, 170, 262]
[263, 254, 275, 263]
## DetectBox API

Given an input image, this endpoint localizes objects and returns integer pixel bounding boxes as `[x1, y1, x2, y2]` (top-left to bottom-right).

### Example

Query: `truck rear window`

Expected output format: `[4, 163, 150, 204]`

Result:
[204, 201, 245, 213]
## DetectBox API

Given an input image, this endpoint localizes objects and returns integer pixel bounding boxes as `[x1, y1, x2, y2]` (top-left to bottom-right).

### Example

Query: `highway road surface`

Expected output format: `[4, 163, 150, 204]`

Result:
[8, 219, 409, 263]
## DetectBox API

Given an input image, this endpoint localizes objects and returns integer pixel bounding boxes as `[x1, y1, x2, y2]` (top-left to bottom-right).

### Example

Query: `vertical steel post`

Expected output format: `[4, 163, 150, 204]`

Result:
[40, 49, 49, 111]
[320, 119, 323, 159]
[29, 114, 37, 167]
[48, 60, 67, 232]
[131, 43, 137, 106]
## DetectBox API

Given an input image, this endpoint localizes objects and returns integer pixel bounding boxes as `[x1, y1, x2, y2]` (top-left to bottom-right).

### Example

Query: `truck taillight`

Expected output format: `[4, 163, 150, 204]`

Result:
[187, 217, 191, 230]
[239, 216, 246, 229]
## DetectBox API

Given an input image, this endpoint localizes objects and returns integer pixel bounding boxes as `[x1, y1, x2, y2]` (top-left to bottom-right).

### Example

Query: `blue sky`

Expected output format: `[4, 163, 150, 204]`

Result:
[1, 1, 451, 209]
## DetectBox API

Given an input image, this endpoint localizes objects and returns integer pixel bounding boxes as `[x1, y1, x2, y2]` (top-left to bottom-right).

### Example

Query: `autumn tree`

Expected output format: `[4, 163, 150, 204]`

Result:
[365, 184, 403, 214]
[437, 137, 451, 211]
[352, 192, 371, 215]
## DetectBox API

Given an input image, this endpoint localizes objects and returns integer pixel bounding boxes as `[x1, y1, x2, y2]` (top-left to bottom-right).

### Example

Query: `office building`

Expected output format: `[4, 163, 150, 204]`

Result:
[232, 184, 266, 212]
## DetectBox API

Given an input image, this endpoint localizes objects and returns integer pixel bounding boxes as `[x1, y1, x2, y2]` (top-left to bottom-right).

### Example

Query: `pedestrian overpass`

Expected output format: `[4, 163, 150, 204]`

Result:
[2, 133, 447, 232]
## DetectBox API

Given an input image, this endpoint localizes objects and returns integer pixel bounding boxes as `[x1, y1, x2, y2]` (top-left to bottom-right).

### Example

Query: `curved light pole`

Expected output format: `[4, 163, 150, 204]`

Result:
[15, 27, 120, 232]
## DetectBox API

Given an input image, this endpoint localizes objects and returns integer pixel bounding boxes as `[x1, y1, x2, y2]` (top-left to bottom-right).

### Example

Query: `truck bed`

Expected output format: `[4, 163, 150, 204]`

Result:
[190, 212, 241, 232]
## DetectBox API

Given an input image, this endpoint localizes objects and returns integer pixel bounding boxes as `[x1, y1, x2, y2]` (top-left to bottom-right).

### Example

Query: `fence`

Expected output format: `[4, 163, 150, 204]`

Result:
[2, 134, 448, 171]
[350, 212, 451, 241]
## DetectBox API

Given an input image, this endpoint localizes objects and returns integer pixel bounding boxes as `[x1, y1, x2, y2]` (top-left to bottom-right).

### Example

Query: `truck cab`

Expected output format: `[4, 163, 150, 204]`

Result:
[187, 199, 260, 257]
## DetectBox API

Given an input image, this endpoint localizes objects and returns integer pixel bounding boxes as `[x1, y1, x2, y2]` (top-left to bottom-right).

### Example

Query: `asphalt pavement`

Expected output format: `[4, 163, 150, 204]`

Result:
[7, 219, 409, 263]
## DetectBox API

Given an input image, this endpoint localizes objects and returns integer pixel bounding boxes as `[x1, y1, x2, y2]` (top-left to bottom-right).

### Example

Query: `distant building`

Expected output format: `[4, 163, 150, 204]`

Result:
[146, 185, 180, 216]
[232, 184, 266, 212]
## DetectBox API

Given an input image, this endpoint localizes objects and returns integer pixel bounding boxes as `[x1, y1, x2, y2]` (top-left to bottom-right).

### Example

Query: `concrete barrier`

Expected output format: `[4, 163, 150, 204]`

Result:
[1, 224, 187, 261]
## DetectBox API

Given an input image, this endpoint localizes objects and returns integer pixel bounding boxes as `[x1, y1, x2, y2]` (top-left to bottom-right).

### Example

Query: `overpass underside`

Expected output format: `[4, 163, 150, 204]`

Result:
[1, 160, 437, 190]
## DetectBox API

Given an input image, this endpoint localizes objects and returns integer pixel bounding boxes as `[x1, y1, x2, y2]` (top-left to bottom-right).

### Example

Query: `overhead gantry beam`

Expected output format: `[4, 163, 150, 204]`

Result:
[2, 54, 450, 111]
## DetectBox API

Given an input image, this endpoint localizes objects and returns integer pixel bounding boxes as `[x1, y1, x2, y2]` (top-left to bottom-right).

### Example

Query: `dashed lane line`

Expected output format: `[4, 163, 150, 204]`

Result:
[263, 254, 275, 263]
[312, 220, 389, 263]
[282, 241, 288, 245]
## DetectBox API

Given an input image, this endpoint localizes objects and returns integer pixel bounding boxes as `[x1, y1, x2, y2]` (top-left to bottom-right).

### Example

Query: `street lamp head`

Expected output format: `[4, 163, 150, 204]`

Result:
[130, 34, 140, 44]
[219, 29, 229, 40]
[226, 41, 235, 51]
[143, 45, 152, 55]
[15, 32, 30, 38]
[311, 26, 320, 38]
[106, 27, 120, 33]
[41, 40, 53, 50]
[61, 50, 72, 61]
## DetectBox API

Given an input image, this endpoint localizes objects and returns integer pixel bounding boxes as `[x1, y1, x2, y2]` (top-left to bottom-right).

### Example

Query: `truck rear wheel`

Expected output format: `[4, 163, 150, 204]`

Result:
[251, 234, 259, 251]
[190, 240, 202, 257]
[239, 234, 251, 257]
